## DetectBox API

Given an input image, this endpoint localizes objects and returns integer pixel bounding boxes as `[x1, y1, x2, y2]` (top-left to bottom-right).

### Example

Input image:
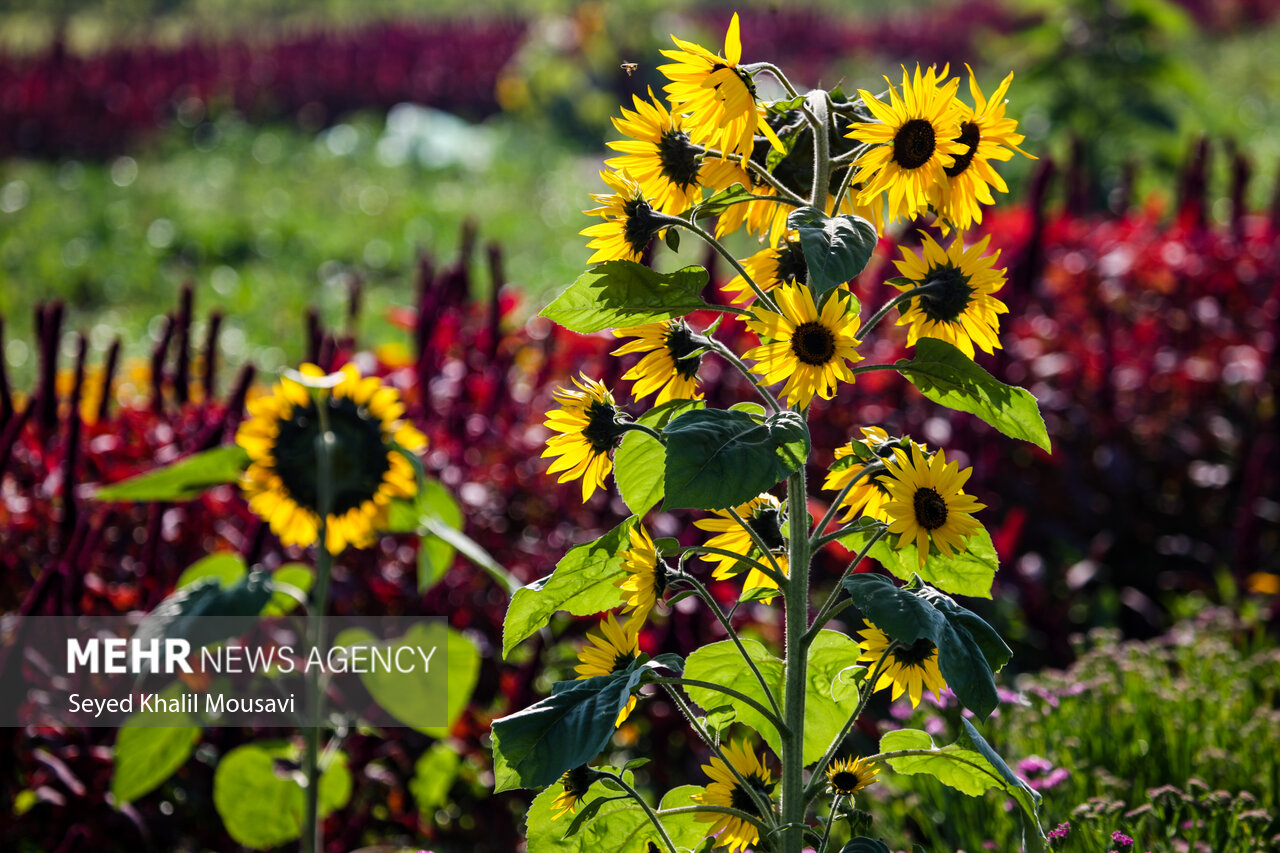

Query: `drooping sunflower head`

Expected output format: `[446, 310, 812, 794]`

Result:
[825, 755, 880, 798]
[744, 283, 865, 409]
[658, 13, 784, 163]
[575, 612, 641, 726]
[848, 64, 965, 224]
[892, 232, 1008, 359]
[930, 65, 1036, 232]
[611, 319, 705, 405]
[857, 621, 948, 707]
[615, 523, 668, 624]
[606, 89, 705, 216]
[692, 739, 776, 853]
[692, 493, 789, 603]
[236, 363, 426, 554]
[551, 765, 597, 821]
[542, 374, 625, 503]
[823, 426, 927, 523]
[881, 444, 986, 567]
[581, 169, 667, 264]
[723, 233, 808, 306]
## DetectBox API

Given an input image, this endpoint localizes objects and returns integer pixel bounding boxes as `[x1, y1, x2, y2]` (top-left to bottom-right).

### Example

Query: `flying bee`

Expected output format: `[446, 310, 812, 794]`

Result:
[620, 62, 638, 76]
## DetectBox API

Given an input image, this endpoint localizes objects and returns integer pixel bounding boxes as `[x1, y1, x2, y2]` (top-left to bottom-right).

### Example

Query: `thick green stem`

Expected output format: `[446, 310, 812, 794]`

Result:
[803, 92, 831, 207]
[779, 464, 811, 853]
[302, 424, 336, 853]
[599, 770, 679, 853]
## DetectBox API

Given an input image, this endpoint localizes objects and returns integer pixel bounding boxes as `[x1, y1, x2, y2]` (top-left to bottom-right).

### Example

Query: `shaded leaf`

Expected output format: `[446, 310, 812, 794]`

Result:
[541, 262, 710, 333]
[94, 445, 249, 502]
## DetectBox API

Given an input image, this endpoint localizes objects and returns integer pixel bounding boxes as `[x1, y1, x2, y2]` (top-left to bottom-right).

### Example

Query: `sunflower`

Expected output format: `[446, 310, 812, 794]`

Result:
[722, 232, 807, 306]
[542, 374, 625, 502]
[891, 232, 1008, 358]
[744, 283, 864, 409]
[692, 740, 776, 853]
[605, 89, 707, 216]
[551, 765, 596, 821]
[236, 363, 425, 554]
[857, 621, 948, 707]
[825, 755, 880, 798]
[581, 170, 667, 264]
[611, 320, 704, 405]
[822, 426, 925, 524]
[659, 12, 784, 163]
[575, 612, 641, 727]
[930, 66, 1036, 232]
[616, 523, 667, 624]
[881, 444, 986, 566]
[848, 64, 965, 224]
[693, 494, 789, 603]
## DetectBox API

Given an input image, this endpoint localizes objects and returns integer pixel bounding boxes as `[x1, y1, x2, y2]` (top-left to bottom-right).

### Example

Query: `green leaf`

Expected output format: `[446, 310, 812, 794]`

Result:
[526, 778, 707, 853]
[615, 400, 704, 517]
[879, 724, 1044, 850]
[261, 563, 313, 617]
[838, 525, 998, 599]
[416, 478, 464, 592]
[896, 339, 1051, 452]
[176, 553, 247, 590]
[410, 741, 462, 815]
[133, 571, 275, 668]
[682, 630, 859, 765]
[212, 742, 351, 850]
[111, 689, 200, 803]
[662, 409, 809, 510]
[503, 517, 637, 657]
[491, 663, 647, 792]
[422, 516, 517, 594]
[842, 574, 1011, 719]
[787, 207, 877, 300]
[332, 623, 475, 734]
[94, 445, 249, 502]
[540, 262, 710, 333]
[692, 184, 753, 219]
[840, 839, 891, 853]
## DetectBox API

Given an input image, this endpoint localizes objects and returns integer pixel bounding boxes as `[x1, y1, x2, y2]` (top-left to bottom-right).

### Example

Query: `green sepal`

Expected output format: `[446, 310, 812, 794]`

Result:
[662, 408, 809, 510]
[94, 445, 249, 502]
[540, 262, 710, 333]
[842, 573, 1011, 719]
[896, 338, 1051, 451]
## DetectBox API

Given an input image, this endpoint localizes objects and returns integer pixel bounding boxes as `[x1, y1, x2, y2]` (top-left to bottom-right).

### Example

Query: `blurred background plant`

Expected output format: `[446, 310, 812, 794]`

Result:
[1, 0, 1278, 851]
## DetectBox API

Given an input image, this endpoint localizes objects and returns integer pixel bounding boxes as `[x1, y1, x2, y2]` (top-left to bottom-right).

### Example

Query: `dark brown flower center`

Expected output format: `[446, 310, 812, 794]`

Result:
[891, 637, 937, 667]
[273, 396, 391, 515]
[664, 321, 703, 381]
[581, 401, 622, 453]
[775, 241, 808, 286]
[918, 265, 974, 324]
[893, 118, 937, 170]
[944, 121, 981, 177]
[830, 770, 862, 793]
[657, 129, 701, 190]
[791, 321, 837, 365]
[912, 486, 948, 530]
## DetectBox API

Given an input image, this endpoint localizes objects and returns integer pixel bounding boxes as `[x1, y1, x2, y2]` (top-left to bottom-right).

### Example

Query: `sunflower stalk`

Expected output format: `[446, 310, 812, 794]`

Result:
[817, 794, 844, 853]
[802, 93, 832, 207]
[780, 463, 811, 853]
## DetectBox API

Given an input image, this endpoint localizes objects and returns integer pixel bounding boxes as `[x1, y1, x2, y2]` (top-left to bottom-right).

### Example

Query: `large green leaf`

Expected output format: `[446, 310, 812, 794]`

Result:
[410, 742, 462, 815]
[842, 574, 1011, 719]
[614, 400, 704, 517]
[787, 207, 877, 300]
[111, 689, 200, 803]
[175, 553, 247, 590]
[212, 742, 351, 850]
[838, 525, 998, 599]
[132, 571, 275, 669]
[526, 776, 706, 853]
[502, 517, 637, 657]
[896, 339, 1051, 451]
[94, 445, 249, 502]
[491, 663, 647, 792]
[681, 630, 860, 765]
[879, 724, 1044, 851]
[540, 262, 710, 333]
[662, 409, 809, 511]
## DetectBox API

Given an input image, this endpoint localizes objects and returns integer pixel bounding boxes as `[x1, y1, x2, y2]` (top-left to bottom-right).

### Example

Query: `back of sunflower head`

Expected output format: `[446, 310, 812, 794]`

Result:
[498, 13, 1053, 853]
